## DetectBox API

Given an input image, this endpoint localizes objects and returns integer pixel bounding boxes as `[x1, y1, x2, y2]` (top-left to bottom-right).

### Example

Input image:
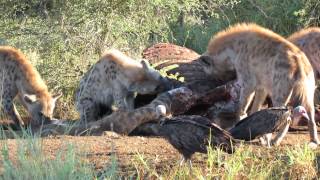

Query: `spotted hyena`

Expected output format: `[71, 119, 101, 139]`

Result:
[39, 86, 189, 136]
[288, 27, 320, 79]
[75, 49, 171, 123]
[0, 46, 62, 128]
[197, 23, 319, 145]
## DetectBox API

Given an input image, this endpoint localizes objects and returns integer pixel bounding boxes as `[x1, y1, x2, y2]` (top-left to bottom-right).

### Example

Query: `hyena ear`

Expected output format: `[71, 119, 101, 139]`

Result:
[24, 94, 37, 104]
[199, 55, 212, 66]
[141, 59, 151, 69]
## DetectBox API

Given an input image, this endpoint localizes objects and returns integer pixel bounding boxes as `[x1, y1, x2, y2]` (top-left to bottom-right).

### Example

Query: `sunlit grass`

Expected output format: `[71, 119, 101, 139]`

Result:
[0, 130, 319, 179]
[1, 137, 94, 179]
[0, 130, 119, 180]
[1, 1, 320, 179]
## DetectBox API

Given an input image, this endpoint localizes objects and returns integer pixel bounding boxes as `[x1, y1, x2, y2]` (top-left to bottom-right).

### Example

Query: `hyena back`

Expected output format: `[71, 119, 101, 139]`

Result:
[288, 27, 320, 79]
[75, 49, 170, 123]
[0, 46, 61, 128]
[197, 23, 319, 144]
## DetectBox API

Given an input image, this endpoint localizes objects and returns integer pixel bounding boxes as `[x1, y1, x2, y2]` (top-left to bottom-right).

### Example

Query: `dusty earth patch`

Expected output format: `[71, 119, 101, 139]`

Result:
[0, 127, 319, 177]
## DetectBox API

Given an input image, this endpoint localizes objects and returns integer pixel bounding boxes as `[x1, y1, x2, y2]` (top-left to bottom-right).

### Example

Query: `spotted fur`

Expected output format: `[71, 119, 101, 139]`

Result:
[197, 23, 319, 144]
[0, 46, 61, 128]
[75, 49, 170, 123]
[288, 27, 320, 78]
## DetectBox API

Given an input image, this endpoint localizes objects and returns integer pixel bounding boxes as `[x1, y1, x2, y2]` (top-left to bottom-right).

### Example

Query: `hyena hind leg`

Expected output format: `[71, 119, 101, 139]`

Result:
[260, 133, 273, 148]
[238, 86, 256, 120]
[248, 88, 268, 115]
[305, 103, 320, 145]
[78, 100, 101, 124]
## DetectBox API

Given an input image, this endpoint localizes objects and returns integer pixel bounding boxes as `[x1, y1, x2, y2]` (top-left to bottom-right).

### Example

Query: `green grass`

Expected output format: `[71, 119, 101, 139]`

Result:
[1, 1, 320, 179]
[1, 135, 90, 180]
[1, 0, 318, 121]
[0, 128, 118, 180]
[129, 142, 320, 179]
[0, 129, 319, 179]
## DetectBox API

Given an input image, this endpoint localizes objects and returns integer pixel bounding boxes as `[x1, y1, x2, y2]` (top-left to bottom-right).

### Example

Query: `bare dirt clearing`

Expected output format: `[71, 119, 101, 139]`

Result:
[1, 128, 319, 177]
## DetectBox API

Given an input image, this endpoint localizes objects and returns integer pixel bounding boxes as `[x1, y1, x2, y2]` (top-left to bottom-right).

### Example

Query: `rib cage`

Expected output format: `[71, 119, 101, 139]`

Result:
[142, 43, 208, 83]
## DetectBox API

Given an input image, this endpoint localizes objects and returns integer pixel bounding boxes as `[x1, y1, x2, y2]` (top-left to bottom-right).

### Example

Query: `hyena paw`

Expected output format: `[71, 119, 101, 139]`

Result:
[239, 113, 248, 120]
[308, 142, 318, 149]
[270, 139, 281, 147]
[259, 137, 268, 146]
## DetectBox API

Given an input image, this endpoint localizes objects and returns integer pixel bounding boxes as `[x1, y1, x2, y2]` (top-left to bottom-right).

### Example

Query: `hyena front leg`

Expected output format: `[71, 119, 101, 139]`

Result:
[1, 97, 23, 129]
[77, 99, 100, 125]
[237, 85, 255, 120]
[270, 85, 293, 146]
[249, 88, 268, 115]
[124, 92, 135, 110]
[113, 90, 130, 111]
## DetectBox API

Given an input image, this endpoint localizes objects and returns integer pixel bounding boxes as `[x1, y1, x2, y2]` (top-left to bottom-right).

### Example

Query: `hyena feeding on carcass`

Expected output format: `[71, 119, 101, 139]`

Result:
[0, 46, 61, 129]
[197, 23, 319, 146]
[75, 49, 171, 124]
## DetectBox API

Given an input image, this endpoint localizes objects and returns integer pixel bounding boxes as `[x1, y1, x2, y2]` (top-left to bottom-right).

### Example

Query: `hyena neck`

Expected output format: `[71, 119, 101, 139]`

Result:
[215, 47, 236, 59]
[122, 66, 146, 82]
[17, 77, 50, 98]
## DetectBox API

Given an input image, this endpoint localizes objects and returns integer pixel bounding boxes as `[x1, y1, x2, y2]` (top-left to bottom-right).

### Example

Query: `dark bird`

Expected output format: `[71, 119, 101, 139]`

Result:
[156, 105, 235, 166]
[229, 106, 310, 147]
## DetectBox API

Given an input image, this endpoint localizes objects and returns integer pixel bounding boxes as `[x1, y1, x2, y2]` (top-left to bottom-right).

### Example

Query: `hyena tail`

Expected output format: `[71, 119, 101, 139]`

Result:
[290, 83, 307, 108]
[290, 74, 315, 128]
[290, 74, 315, 110]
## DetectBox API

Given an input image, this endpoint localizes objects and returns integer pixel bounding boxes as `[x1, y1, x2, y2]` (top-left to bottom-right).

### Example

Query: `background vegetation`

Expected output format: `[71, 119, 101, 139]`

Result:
[1, 0, 320, 119]
[1, 0, 320, 179]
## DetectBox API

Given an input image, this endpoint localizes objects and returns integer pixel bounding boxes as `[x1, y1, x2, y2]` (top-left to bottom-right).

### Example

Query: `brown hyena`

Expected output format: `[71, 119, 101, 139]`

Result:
[288, 27, 320, 79]
[75, 49, 171, 123]
[197, 23, 319, 145]
[0, 46, 62, 129]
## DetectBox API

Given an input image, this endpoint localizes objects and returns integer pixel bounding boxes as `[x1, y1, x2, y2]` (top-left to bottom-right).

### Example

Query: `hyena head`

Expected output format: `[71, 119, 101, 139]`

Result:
[129, 60, 172, 95]
[23, 92, 62, 125]
[197, 52, 237, 81]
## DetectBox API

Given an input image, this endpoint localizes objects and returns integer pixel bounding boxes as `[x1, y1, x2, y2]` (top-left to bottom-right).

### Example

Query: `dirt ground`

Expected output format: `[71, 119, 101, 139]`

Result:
[0, 127, 317, 177]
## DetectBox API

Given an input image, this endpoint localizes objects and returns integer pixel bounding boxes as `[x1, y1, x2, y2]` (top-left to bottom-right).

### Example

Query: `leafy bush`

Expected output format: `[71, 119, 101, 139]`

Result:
[0, 0, 319, 119]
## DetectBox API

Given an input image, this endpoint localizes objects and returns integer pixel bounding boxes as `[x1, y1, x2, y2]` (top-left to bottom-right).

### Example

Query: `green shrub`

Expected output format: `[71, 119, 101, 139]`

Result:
[0, 0, 319, 118]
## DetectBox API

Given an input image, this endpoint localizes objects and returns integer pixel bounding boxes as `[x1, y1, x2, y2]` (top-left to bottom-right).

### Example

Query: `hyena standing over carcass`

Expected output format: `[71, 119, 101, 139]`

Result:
[75, 49, 171, 123]
[197, 23, 319, 146]
[0, 46, 61, 129]
[288, 27, 320, 79]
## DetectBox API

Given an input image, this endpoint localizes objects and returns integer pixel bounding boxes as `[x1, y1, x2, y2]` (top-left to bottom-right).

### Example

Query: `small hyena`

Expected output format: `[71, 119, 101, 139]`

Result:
[197, 23, 319, 145]
[75, 49, 170, 123]
[0, 46, 61, 128]
[288, 27, 320, 79]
